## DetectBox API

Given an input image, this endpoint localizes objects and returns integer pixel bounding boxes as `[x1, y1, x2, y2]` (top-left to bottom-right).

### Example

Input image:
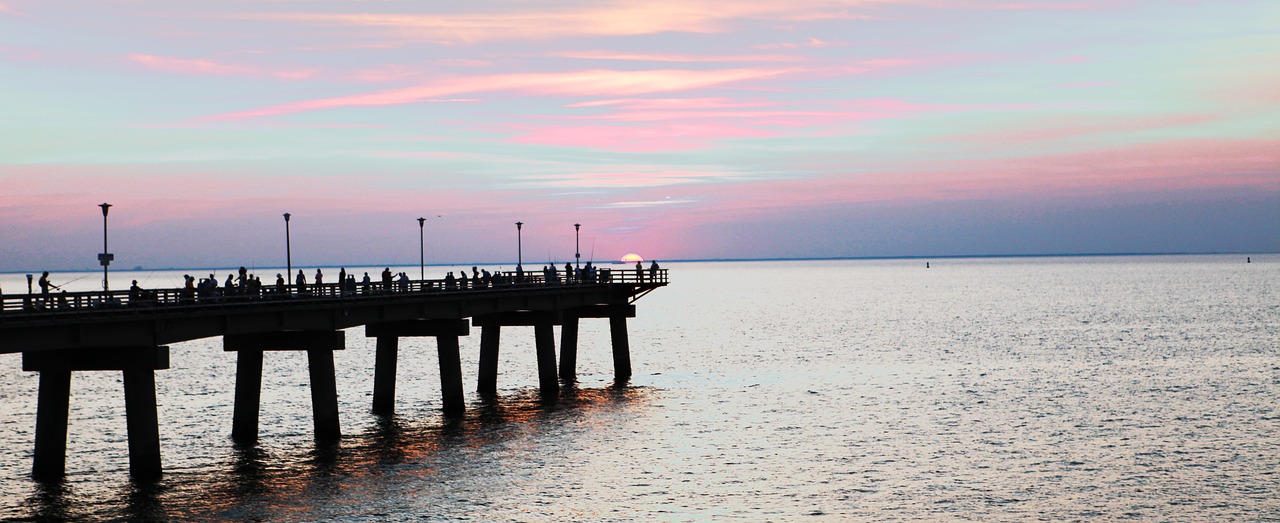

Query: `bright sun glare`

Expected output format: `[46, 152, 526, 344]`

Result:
[620, 253, 644, 263]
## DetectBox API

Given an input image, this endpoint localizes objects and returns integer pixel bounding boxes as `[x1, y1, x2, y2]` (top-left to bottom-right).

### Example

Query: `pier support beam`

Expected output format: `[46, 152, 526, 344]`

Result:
[559, 313, 579, 382]
[371, 337, 398, 416]
[559, 304, 635, 381]
[473, 311, 560, 397]
[231, 349, 263, 442]
[609, 315, 632, 381]
[224, 331, 345, 443]
[365, 320, 470, 416]
[23, 346, 170, 481]
[477, 325, 500, 396]
[31, 370, 70, 481]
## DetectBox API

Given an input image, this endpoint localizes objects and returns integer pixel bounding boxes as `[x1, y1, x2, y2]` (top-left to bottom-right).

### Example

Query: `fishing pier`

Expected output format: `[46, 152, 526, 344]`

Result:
[0, 269, 668, 481]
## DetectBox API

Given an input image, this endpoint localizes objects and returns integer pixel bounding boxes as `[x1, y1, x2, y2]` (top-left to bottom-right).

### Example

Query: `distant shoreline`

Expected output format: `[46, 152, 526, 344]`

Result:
[2, 251, 1274, 276]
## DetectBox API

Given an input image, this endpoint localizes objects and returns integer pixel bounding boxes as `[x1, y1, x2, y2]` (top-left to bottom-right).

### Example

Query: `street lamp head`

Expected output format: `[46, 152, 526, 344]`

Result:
[283, 212, 291, 222]
[418, 217, 426, 227]
[516, 221, 523, 230]
[99, 202, 112, 217]
[574, 223, 580, 231]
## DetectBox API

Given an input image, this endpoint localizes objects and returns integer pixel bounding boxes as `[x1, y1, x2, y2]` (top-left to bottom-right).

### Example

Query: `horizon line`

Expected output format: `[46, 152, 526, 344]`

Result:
[2, 250, 1274, 276]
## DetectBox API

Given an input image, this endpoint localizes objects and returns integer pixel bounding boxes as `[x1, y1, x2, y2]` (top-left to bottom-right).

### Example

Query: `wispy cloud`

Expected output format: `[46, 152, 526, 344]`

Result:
[128, 53, 319, 80]
[230, 2, 887, 44]
[523, 170, 740, 189]
[203, 67, 802, 120]
[511, 122, 776, 152]
[756, 37, 851, 50]
[555, 51, 801, 63]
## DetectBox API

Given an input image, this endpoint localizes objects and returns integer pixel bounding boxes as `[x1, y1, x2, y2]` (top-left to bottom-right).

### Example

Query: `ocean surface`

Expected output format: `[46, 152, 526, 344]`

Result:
[0, 255, 1277, 521]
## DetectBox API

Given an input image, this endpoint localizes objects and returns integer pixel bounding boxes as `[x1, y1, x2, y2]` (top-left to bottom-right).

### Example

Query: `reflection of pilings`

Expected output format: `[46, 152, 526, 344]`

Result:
[473, 311, 560, 397]
[366, 320, 469, 416]
[224, 331, 345, 442]
[24, 346, 169, 480]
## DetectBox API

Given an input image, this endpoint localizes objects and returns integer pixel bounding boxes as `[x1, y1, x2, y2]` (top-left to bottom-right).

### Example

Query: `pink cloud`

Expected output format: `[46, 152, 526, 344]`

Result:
[756, 37, 852, 50]
[566, 97, 777, 110]
[127, 53, 319, 80]
[233, 3, 888, 44]
[523, 171, 738, 189]
[511, 123, 775, 152]
[556, 51, 802, 63]
[937, 114, 1219, 146]
[202, 67, 803, 121]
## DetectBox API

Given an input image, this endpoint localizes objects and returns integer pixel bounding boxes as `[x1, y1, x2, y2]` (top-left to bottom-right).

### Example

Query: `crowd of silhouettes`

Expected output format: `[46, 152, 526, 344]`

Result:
[13, 257, 662, 313]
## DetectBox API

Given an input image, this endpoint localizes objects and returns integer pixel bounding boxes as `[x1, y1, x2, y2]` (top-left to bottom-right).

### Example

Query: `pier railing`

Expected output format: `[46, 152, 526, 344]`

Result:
[0, 268, 668, 317]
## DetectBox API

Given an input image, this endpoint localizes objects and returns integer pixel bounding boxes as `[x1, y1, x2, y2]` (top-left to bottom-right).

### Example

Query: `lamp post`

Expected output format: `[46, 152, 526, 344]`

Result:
[283, 213, 292, 293]
[98, 203, 114, 293]
[418, 217, 426, 281]
[515, 221, 523, 269]
[574, 223, 581, 271]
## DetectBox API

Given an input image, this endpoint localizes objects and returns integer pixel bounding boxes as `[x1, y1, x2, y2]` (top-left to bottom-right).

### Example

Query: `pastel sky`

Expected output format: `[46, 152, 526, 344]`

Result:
[2, 0, 1278, 272]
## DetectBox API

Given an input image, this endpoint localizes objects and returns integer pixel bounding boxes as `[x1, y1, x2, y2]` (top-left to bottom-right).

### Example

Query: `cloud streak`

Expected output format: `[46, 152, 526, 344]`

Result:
[202, 67, 804, 120]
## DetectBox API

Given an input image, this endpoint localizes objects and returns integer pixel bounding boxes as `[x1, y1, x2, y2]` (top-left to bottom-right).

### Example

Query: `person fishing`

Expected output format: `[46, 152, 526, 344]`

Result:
[38, 271, 54, 308]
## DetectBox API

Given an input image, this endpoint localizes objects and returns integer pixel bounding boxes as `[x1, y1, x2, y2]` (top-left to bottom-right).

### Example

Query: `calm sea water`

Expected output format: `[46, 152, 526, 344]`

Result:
[1, 255, 1277, 521]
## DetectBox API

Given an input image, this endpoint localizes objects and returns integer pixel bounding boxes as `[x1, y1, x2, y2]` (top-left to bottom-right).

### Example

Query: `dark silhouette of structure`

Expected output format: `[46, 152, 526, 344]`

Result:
[0, 268, 668, 481]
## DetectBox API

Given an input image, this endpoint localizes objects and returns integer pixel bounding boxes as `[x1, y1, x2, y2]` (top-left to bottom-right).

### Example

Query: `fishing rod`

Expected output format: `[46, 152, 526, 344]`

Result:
[48, 274, 91, 290]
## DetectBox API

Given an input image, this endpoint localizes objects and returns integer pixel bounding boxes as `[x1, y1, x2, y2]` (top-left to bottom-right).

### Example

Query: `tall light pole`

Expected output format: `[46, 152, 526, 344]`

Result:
[574, 223, 581, 271]
[418, 217, 426, 280]
[98, 203, 114, 293]
[515, 221, 524, 269]
[283, 212, 292, 293]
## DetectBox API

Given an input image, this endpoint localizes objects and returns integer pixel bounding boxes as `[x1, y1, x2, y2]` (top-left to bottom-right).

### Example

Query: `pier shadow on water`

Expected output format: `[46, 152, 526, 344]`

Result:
[11, 384, 652, 521]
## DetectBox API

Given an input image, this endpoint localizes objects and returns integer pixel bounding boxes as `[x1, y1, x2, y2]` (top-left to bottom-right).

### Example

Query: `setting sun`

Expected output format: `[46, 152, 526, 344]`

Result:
[620, 253, 644, 263]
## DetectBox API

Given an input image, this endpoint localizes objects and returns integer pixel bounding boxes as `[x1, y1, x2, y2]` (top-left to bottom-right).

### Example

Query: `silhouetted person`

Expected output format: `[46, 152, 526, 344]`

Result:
[38, 271, 52, 307]
[362, 272, 371, 294]
[381, 268, 393, 292]
[296, 269, 307, 295]
[315, 269, 324, 295]
[238, 266, 248, 288]
[635, 261, 643, 282]
[276, 274, 286, 296]
[649, 260, 659, 280]
[338, 268, 347, 295]
[129, 280, 142, 304]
